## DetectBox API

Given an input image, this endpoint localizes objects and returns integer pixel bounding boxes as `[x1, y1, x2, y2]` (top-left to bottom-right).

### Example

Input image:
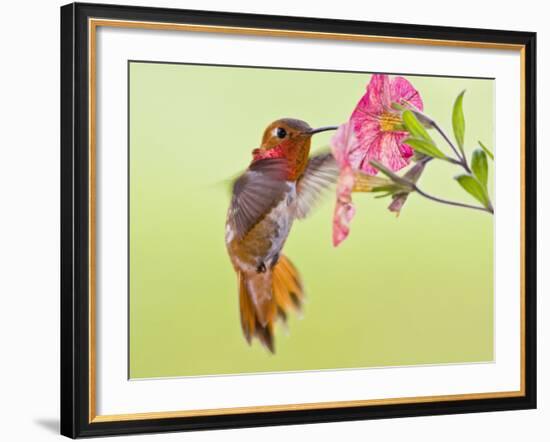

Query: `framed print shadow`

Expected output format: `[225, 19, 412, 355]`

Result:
[60, 2, 537, 438]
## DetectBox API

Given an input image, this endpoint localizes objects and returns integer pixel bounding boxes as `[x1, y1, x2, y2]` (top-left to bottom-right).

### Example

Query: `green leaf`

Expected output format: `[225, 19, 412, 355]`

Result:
[404, 137, 446, 159]
[471, 149, 488, 188]
[455, 174, 490, 208]
[478, 140, 494, 160]
[452, 90, 466, 154]
[402, 110, 433, 143]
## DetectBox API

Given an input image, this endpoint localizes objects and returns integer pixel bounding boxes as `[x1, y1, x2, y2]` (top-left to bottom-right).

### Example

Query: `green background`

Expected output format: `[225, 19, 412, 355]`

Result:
[129, 62, 494, 379]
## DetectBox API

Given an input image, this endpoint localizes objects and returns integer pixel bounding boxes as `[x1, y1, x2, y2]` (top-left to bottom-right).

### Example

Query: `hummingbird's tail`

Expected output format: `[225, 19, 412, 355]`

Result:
[238, 255, 304, 353]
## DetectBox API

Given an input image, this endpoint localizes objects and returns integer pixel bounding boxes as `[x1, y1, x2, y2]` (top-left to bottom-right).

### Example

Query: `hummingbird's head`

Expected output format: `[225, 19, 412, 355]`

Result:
[252, 118, 337, 165]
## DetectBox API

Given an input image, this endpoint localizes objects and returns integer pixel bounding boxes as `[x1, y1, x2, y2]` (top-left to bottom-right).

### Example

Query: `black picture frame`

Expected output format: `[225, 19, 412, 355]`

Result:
[61, 2, 537, 438]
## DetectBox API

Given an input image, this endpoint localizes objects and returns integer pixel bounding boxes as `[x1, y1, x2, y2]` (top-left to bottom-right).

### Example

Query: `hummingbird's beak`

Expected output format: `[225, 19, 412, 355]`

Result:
[306, 125, 339, 135]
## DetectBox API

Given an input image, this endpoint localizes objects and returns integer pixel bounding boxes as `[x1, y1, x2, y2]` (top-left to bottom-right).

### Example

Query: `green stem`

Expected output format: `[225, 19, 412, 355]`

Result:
[432, 122, 471, 174]
[398, 157, 493, 214]
[413, 185, 493, 214]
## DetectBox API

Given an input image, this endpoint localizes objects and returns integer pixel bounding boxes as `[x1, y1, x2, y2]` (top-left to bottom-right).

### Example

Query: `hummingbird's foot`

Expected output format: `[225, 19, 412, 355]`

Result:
[256, 262, 267, 273]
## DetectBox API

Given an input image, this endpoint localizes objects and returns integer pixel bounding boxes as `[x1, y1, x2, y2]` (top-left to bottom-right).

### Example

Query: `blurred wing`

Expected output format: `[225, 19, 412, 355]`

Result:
[230, 159, 289, 239]
[295, 153, 339, 219]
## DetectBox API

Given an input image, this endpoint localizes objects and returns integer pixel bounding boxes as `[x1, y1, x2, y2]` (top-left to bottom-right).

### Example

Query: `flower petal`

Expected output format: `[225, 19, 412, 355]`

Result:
[359, 133, 412, 175]
[346, 74, 420, 176]
[333, 200, 355, 246]
[330, 123, 356, 167]
[388, 192, 409, 215]
[350, 118, 380, 169]
[399, 139, 415, 160]
[351, 74, 391, 124]
[332, 166, 356, 246]
[390, 76, 424, 111]
[379, 132, 413, 171]
[348, 132, 382, 175]
[328, 74, 424, 245]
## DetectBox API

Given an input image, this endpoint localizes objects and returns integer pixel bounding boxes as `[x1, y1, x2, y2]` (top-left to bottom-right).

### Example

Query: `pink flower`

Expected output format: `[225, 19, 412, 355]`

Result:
[350, 74, 423, 175]
[330, 123, 358, 246]
[330, 74, 423, 246]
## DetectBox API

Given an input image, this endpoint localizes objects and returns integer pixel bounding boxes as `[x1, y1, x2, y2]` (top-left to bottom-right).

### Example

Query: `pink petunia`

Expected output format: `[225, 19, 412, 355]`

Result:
[330, 74, 423, 246]
[330, 123, 357, 246]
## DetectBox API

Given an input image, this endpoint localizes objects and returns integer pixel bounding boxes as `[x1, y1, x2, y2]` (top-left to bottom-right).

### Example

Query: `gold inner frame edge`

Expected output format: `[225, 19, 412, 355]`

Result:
[88, 18, 527, 424]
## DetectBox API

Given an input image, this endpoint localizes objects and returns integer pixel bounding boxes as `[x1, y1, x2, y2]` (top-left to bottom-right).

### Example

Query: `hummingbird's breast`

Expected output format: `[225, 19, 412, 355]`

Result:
[226, 182, 297, 274]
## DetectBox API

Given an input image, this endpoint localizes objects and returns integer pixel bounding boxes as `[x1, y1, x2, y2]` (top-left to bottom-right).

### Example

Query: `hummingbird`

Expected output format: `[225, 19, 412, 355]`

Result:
[225, 118, 339, 353]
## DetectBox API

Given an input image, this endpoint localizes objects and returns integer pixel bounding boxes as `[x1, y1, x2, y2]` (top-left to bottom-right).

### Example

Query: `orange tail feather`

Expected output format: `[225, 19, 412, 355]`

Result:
[238, 255, 304, 353]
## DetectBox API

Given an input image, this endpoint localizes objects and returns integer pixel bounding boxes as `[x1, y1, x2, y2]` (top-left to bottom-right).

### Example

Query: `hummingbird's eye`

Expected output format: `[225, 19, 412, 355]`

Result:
[276, 127, 287, 139]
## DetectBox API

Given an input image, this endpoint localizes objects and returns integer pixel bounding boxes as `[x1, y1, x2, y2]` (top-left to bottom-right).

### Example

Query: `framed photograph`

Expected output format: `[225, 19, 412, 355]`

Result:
[60, 2, 536, 438]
